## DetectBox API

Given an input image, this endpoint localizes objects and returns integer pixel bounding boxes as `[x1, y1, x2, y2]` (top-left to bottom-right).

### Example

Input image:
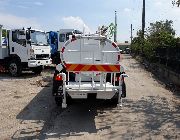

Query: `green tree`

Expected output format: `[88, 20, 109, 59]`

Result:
[131, 20, 177, 61]
[2, 29, 7, 37]
[146, 20, 176, 47]
[131, 30, 143, 54]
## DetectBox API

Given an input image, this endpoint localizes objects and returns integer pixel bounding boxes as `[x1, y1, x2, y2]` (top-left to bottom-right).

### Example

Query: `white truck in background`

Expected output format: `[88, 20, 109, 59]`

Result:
[48, 29, 82, 64]
[52, 32, 128, 108]
[0, 25, 52, 76]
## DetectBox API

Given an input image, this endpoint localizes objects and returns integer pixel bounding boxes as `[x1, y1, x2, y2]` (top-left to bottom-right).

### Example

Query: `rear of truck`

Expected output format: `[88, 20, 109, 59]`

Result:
[52, 35, 127, 108]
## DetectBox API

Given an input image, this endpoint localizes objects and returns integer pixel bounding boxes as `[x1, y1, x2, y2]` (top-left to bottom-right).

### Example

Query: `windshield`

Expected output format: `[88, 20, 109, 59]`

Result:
[30, 31, 48, 45]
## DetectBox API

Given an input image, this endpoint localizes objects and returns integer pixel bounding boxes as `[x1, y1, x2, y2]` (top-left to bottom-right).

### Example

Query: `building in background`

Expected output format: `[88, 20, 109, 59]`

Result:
[117, 42, 131, 54]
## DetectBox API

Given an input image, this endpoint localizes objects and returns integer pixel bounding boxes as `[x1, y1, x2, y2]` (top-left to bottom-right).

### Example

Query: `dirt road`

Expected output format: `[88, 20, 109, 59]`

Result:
[0, 55, 179, 140]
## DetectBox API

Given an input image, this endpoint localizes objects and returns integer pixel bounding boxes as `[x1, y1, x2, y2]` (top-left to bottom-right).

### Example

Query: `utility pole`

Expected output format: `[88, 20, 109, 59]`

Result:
[114, 11, 117, 43]
[142, 0, 145, 39]
[130, 24, 133, 44]
[142, 0, 145, 54]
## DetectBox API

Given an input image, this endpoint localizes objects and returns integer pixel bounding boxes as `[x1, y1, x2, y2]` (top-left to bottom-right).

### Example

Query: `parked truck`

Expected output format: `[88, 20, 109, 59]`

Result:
[52, 33, 128, 108]
[0, 25, 52, 76]
[48, 29, 82, 64]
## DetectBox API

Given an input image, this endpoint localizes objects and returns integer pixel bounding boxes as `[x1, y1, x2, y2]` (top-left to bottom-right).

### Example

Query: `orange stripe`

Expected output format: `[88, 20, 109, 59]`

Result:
[96, 65, 106, 72]
[73, 64, 83, 71]
[65, 64, 120, 72]
[81, 65, 92, 71]
[108, 65, 119, 72]
[66, 64, 78, 71]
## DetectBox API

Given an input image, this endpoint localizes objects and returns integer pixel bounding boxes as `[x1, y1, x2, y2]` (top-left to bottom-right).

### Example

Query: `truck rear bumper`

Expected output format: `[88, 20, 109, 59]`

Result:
[67, 90, 117, 99]
[28, 59, 52, 67]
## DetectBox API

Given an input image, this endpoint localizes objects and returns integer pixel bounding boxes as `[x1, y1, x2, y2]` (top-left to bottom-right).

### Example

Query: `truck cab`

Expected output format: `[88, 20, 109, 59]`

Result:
[58, 29, 82, 52]
[0, 26, 52, 76]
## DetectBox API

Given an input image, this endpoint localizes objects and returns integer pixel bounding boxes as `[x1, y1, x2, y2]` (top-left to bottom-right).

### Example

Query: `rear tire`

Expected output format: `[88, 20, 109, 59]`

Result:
[32, 66, 43, 74]
[67, 95, 73, 105]
[110, 97, 118, 105]
[8, 59, 22, 77]
[121, 82, 126, 98]
[55, 97, 62, 106]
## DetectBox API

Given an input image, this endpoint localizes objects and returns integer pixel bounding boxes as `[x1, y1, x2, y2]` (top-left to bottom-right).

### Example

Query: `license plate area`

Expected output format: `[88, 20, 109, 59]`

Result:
[87, 93, 97, 99]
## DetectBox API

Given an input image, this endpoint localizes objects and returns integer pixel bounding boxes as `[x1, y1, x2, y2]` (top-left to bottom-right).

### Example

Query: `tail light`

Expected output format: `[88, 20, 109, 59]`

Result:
[55, 75, 63, 81]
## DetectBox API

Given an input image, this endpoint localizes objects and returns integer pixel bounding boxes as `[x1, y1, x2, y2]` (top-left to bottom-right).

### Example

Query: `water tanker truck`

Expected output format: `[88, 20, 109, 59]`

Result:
[52, 33, 128, 108]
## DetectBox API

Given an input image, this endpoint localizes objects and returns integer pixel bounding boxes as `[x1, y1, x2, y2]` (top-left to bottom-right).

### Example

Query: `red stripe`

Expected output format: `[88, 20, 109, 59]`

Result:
[61, 47, 65, 53]
[71, 38, 76, 42]
[73, 64, 84, 71]
[64, 64, 121, 72]
[115, 65, 120, 71]
[103, 65, 113, 72]
[112, 42, 117, 48]
[89, 65, 97, 71]
[65, 63, 71, 67]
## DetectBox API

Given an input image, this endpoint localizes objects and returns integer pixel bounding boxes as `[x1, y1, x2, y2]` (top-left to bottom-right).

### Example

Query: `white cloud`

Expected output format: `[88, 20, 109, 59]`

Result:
[0, 13, 41, 29]
[17, 5, 28, 9]
[34, 2, 43, 6]
[124, 8, 131, 12]
[62, 16, 92, 33]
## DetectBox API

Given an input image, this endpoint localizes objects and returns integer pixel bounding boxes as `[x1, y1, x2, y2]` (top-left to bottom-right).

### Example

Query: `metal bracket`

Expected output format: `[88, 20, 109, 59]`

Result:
[118, 73, 128, 107]
[61, 73, 67, 108]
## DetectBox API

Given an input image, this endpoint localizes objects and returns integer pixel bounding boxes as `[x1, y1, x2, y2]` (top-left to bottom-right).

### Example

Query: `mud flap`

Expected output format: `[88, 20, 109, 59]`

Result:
[118, 74, 128, 107]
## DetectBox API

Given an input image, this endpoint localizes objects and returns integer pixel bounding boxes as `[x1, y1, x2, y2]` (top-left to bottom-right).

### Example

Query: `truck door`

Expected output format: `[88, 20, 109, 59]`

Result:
[59, 32, 73, 52]
[58, 33, 65, 52]
[9, 30, 28, 62]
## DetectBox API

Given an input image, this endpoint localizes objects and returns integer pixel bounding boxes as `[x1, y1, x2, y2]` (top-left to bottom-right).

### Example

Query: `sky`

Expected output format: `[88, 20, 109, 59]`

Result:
[0, 0, 180, 42]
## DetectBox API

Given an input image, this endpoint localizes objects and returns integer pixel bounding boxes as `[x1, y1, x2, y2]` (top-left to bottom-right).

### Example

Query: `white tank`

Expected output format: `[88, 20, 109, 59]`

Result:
[61, 35, 120, 65]
[60, 35, 121, 82]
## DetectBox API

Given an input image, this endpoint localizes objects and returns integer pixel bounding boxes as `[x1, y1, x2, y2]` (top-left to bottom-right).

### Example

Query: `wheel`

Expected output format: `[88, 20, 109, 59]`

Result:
[121, 82, 126, 98]
[66, 95, 73, 105]
[55, 97, 62, 106]
[32, 66, 43, 74]
[110, 97, 118, 105]
[8, 59, 22, 76]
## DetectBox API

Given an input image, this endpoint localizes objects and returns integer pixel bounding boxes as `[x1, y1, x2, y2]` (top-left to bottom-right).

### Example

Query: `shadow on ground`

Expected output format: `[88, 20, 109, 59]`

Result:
[8, 60, 180, 139]
[0, 66, 55, 80]
[12, 78, 115, 139]
[12, 86, 180, 139]
[120, 96, 180, 139]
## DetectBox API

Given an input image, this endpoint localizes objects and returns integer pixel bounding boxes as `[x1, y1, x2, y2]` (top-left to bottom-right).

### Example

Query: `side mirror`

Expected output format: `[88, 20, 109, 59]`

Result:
[26, 30, 31, 40]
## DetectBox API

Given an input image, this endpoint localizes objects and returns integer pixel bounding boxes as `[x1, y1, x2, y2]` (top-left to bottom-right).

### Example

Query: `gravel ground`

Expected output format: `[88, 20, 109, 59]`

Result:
[0, 54, 179, 140]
